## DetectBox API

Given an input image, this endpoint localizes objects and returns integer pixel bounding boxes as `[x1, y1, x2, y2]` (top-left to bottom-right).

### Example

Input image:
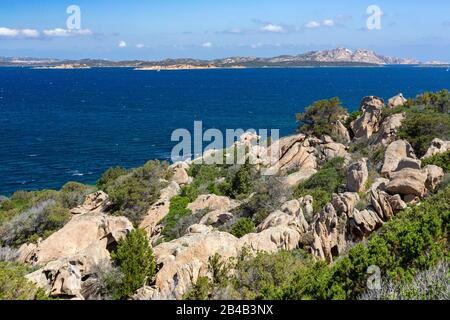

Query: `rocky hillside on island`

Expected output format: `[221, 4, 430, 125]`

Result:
[0, 47, 420, 68]
[1, 90, 450, 300]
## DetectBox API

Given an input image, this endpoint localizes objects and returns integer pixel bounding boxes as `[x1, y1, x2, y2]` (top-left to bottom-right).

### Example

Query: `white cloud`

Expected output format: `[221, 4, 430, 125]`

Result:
[0, 27, 40, 38]
[305, 19, 336, 29]
[250, 43, 262, 49]
[305, 21, 321, 29]
[322, 19, 336, 27]
[136, 43, 146, 49]
[202, 42, 213, 48]
[21, 29, 40, 38]
[260, 23, 285, 33]
[118, 40, 127, 48]
[43, 28, 92, 37]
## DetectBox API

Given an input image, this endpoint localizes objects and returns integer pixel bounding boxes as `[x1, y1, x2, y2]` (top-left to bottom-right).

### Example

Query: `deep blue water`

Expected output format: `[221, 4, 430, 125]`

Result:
[1, 66, 450, 195]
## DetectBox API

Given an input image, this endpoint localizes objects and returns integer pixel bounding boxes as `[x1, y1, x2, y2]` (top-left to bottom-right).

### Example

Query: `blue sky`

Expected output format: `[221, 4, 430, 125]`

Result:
[1, 0, 450, 61]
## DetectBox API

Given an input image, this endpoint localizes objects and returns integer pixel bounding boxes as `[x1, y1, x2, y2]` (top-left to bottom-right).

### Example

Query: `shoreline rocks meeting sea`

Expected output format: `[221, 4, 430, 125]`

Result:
[1, 90, 449, 301]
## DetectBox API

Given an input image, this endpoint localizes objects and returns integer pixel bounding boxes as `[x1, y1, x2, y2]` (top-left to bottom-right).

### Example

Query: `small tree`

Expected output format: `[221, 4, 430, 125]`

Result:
[111, 229, 156, 298]
[297, 97, 347, 138]
[231, 218, 256, 238]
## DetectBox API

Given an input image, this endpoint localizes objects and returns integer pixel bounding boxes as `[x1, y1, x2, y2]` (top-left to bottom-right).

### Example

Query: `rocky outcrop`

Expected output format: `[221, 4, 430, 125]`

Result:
[424, 165, 445, 192]
[257, 199, 309, 233]
[269, 134, 318, 172]
[21, 213, 133, 299]
[381, 140, 416, 176]
[422, 138, 450, 159]
[351, 96, 385, 139]
[372, 113, 405, 146]
[139, 182, 181, 238]
[147, 228, 241, 300]
[170, 162, 191, 186]
[330, 120, 351, 143]
[70, 191, 109, 215]
[188, 194, 239, 213]
[189, 194, 241, 227]
[386, 168, 428, 197]
[388, 93, 407, 108]
[346, 158, 369, 192]
[318, 139, 350, 162]
[281, 168, 317, 188]
[18, 213, 133, 266]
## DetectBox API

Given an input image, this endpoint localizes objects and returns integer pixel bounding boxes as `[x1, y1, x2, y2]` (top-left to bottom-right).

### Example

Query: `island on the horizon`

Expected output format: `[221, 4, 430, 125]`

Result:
[2, 47, 448, 70]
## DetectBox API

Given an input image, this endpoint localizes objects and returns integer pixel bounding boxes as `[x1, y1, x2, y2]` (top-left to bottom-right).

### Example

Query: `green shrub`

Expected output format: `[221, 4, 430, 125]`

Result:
[0, 200, 71, 247]
[282, 185, 450, 299]
[107, 160, 170, 225]
[96, 166, 128, 189]
[183, 276, 211, 300]
[0, 262, 48, 300]
[294, 157, 346, 214]
[413, 89, 450, 114]
[231, 218, 256, 238]
[241, 176, 292, 225]
[111, 229, 156, 299]
[398, 110, 450, 158]
[59, 181, 93, 209]
[345, 111, 361, 129]
[159, 196, 192, 242]
[297, 97, 347, 138]
[226, 162, 255, 199]
[359, 261, 449, 300]
[422, 150, 450, 172]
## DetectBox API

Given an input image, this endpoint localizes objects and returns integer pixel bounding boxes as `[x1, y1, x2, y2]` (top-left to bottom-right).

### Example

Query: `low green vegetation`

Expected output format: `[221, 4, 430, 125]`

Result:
[294, 157, 346, 215]
[296, 97, 348, 140]
[96, 166, 128, 190]
[0, 182, 94, 247]
[106, 160, 172, 225]
[111, 229, 156, 299]
[230, 218, 256, 238]
[0, 262, 48, 300]
[422, 150, 450, 173]
[159, 196, 192, 242]
[185, 185, 449, 300]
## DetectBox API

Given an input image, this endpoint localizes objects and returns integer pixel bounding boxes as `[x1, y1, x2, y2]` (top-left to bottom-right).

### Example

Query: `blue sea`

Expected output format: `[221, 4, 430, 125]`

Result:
[1, 66, 450, 195]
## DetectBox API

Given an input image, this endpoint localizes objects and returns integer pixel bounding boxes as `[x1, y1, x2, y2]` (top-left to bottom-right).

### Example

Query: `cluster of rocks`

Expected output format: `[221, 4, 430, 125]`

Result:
[15, 93, 450, 300]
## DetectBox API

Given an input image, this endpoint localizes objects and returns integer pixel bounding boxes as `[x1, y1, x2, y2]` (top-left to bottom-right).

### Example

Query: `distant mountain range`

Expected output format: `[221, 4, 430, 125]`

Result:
[0, 48, 447, 68]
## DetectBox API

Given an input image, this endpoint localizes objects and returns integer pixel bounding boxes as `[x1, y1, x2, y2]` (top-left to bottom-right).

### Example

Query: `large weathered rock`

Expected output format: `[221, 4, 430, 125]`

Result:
[351, 96, 385, 139]
[146, 229, 241, 300]
[395, 158, 422, 171]
[388, 93, 407, 108]
[139, 181, 181, 237]
[281, 168, 317, 188]
[240, 226, 302, 253]
[22, 213, 133, 299]
[187, 194, 240, 213]
[170, 162, 191, 186]
[319, 139, 350, 162]
[18, 213, 133, 266]
[385, 168, 428, 197]
[346, 158, 369, 192]
[330, 120, 351, 143]
[310, 203, 347, 263]
[257, 200, 309, 233]
[372, 113, 405, 146]
[381, 140, 416, 176]
[370, 188, 406, 222]
[424, 165, 444, 192]
[26, 245, 111, 299]
[70, 191, 109, 215]
[422, 138, 450, 159]
[299, 195, 314, 219]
